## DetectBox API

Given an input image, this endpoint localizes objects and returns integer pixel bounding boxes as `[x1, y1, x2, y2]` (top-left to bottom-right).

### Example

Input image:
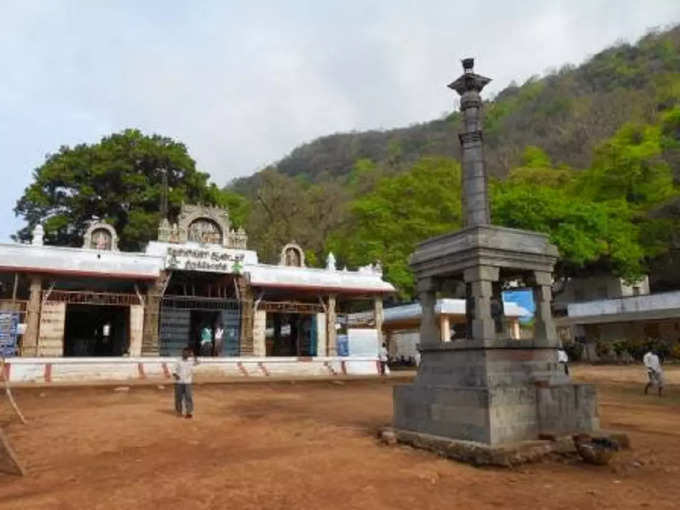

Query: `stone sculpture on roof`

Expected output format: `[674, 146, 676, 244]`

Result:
[280, 242, 305, 267]
[82, 221, 118, 251]
[157, 203, 248, 249]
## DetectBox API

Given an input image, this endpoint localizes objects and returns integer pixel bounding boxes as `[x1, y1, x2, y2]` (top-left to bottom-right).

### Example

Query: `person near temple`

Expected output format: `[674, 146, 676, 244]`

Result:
[557, 347, 569, 375]
[199, 324, 213, 356]
[173, 347, 199, 418]
[213, 323, 224, 356]
[379, 342, 389, 376]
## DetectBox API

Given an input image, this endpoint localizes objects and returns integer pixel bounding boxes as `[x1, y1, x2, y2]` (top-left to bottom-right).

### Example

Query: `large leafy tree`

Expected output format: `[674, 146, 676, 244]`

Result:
[15, 129, 233, 251]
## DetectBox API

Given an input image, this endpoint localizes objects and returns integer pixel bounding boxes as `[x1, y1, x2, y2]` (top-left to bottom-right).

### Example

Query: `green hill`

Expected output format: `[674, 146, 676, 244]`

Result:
[229, 26, 680, 297]
[233, 26, 679, 188]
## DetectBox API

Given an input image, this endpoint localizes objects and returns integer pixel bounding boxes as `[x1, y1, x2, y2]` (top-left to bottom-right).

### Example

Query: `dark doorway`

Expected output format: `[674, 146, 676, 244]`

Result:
[267, 314, 317, 356]
[64, 304, 129, 356]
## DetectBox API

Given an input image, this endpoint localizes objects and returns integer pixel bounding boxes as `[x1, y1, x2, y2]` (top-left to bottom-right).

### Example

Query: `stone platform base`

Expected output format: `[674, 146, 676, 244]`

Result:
[380, 427, 630, 467]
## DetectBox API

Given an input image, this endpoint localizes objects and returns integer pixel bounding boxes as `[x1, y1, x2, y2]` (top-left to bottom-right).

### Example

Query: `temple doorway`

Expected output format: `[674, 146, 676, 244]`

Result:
[63, 304, 129, 356]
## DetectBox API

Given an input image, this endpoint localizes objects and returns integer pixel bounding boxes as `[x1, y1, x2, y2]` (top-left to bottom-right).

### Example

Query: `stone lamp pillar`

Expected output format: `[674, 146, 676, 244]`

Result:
[391, 59, 602, 462]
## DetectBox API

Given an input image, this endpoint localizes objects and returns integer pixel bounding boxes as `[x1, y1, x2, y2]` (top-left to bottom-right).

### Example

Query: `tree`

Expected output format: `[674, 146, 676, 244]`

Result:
[328, 157, 462, 298]
[245, 169, 348, 264]
[15, 129, 224, 251]
[491, 182, 646, 283]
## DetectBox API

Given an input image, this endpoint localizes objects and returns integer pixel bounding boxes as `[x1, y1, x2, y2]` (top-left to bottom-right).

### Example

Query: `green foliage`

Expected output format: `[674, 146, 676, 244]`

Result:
[521, 146, 552, 168]
[15, 129, 218, 250]
[491, 181, 645, 282]
[328, 157, 462, 298]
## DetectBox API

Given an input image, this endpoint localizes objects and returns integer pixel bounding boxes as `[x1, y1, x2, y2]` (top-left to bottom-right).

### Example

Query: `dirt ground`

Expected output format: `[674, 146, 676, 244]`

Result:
[1, 365, 680, 510]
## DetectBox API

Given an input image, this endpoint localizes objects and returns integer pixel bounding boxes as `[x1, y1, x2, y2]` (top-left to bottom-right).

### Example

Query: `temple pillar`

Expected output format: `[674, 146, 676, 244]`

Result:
[327, 294, 337, 356]
[530, 271, 558, 346]
[440, 315, 451, 342]
[511, 318, 521, 340]
[237, 276, 254, 356]
[418, 277, 439, 348]
[22, 274, 42, 356]
[373, 295, 384, 345]
[463, 265, 499, 340]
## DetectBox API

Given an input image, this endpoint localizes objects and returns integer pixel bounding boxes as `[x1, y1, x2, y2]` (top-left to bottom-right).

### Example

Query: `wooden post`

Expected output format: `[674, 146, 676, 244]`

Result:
[22, 274, 42, 357]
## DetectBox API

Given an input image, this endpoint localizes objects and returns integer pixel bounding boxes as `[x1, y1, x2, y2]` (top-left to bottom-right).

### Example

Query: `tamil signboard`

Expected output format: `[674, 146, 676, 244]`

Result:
[165, 246, 246, 274]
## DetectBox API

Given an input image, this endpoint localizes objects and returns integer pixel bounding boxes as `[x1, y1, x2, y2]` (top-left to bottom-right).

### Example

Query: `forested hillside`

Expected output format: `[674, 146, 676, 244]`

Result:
[228, 26, 680, 299]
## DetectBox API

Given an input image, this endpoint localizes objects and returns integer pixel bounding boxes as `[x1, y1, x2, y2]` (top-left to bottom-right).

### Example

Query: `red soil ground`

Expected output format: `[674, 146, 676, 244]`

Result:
[1, 364, 680, 509]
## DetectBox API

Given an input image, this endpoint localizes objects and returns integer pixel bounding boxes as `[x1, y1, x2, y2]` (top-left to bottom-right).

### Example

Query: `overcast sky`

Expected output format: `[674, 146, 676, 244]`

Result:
[1, 1, 679, 241]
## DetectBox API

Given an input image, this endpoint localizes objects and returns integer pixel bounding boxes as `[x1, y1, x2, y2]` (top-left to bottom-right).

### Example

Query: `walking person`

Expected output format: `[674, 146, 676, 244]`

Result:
[643, 348, 664, 397]
[379, 342, 389, 376]
[173, 347, 198, 418]
[213, 323, 224, 357]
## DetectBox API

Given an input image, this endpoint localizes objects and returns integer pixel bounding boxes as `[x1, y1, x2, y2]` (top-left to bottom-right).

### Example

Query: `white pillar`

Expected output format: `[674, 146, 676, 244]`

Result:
[327, 294, 337, 356]
[252, 310, 267, 357]
[316, 313, 327, 356]
[511, 318, 521, 340]
[373, 295, 384, 345]
[440, 315, 451, 342]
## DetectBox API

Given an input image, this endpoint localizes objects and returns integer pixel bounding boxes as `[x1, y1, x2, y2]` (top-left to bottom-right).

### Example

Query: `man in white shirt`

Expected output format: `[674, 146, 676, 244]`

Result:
[379, 343, 389, 376]
[643, 349, 664, 397]
[557, 348, 569, 375]
[173, 347, 199, 418]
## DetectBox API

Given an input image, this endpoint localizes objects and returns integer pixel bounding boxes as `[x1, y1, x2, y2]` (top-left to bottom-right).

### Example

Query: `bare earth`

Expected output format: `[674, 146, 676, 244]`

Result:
[2, 364, 680, 510]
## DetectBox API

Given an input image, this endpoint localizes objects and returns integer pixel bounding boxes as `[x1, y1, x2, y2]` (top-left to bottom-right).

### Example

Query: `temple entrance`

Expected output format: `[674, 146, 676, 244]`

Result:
[63, 304, 129, 356]
[159, 271, 242, 357]
[266, 313, 317, 357]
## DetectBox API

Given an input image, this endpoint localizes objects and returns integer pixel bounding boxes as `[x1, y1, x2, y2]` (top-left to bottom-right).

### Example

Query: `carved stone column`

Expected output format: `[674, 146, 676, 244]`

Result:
[327, 294, 337, 356]
[530, 271, 558, 346]
[142, 271, 170, 356]
[418, 278, 439, 348]
[463, 265, 499, 340]
[237, 276, 254, 356]
[23, 274, 42, 357]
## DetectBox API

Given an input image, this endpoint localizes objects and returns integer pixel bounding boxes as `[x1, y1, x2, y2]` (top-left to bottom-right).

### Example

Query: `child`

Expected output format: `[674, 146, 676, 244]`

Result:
[173, 347, 199, 418]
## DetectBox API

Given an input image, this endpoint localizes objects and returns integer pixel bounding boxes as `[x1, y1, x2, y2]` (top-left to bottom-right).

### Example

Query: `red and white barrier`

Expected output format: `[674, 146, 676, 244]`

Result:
[1, 356, 380, 385]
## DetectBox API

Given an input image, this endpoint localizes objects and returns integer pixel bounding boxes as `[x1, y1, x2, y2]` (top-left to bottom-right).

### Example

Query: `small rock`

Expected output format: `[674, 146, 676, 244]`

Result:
[613, 480, 622, 484]
[586, 490, 597, 496]
[39, 392, 47, 398]
[331, 380, 345, 386]
[113, 386, 130, 392]
[381, 430, 397, 445]
[632, 461, 642, 468]
[156, 385, 165, 390]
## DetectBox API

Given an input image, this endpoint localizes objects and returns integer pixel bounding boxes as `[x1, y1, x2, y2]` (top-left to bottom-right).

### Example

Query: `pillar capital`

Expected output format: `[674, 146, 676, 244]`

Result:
[463, 265, 499, 282]
[416, 277, 439, 293]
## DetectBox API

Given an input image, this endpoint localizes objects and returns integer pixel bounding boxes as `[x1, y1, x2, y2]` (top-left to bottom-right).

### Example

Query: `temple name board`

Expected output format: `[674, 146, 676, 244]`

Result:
[166, 246, 245, 274]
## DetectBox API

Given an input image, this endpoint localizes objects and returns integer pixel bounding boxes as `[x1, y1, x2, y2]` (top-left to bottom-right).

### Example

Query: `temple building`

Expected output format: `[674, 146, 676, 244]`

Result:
[0, 204, 394, 360]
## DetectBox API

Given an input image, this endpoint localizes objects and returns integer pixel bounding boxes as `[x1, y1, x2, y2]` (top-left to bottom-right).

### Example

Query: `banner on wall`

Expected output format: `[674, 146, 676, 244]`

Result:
[0, 312, 19, 357]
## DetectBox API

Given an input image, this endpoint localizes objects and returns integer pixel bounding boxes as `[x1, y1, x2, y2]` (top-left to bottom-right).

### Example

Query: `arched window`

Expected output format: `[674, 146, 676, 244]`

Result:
[188, 218, 223, 245]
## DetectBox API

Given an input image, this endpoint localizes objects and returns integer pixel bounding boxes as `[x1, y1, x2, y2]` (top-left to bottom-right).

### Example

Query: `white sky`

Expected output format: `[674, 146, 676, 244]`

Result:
[1, 1, 679, 240]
